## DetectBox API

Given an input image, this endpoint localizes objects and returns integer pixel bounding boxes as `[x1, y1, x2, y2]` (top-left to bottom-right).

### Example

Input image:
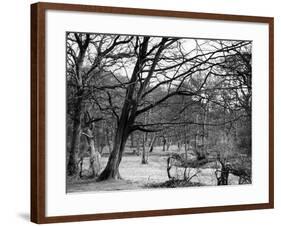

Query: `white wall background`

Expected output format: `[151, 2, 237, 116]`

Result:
[0, 0, 279, 225]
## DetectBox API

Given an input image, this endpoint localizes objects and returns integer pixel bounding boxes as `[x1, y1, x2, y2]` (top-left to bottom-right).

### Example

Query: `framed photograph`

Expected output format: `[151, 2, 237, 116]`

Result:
[31, 2, 274, 224]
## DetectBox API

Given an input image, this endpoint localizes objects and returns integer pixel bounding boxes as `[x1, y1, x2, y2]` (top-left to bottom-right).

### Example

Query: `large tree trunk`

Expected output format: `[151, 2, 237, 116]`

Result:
[98, 37, 150, 181]
[67, 98, 82, 176]
[66, 34, 90, 177]
[67, 119, 80, 176]
[98, 126, 129, 180]
[98, 97, 133, 181]
[97, 101, 133, 180]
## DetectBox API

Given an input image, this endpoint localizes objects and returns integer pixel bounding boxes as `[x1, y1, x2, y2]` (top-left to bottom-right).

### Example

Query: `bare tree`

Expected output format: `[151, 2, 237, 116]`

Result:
[97, 37, 250, 180]
[66, 33, 133, 176]
[66, 33, 252, 182]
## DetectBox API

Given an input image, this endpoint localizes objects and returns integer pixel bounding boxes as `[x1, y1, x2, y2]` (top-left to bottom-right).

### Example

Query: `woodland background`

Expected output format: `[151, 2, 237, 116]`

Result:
[0, 1, 280, 226]
[66, 33, 252, 191]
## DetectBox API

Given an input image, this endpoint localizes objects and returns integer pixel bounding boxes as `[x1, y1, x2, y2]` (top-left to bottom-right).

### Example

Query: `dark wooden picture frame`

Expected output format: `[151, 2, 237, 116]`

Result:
[31, 2, 274, 224]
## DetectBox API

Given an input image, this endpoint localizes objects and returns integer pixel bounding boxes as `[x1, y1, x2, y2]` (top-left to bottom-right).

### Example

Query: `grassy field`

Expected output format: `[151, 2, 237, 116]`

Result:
[67, 145, 241, 193]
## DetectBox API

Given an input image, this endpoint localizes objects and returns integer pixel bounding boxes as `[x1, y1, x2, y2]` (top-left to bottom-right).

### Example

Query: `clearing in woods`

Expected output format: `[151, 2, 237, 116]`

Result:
[67, 145, 240, 193]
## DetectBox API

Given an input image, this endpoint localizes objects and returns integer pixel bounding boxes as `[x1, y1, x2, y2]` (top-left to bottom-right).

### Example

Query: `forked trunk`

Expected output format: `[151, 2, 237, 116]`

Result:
[98, 37, 150, 180]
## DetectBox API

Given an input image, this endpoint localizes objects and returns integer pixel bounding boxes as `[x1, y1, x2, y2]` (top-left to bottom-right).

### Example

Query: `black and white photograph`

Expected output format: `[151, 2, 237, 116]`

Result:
[66, 32, 252, 193]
